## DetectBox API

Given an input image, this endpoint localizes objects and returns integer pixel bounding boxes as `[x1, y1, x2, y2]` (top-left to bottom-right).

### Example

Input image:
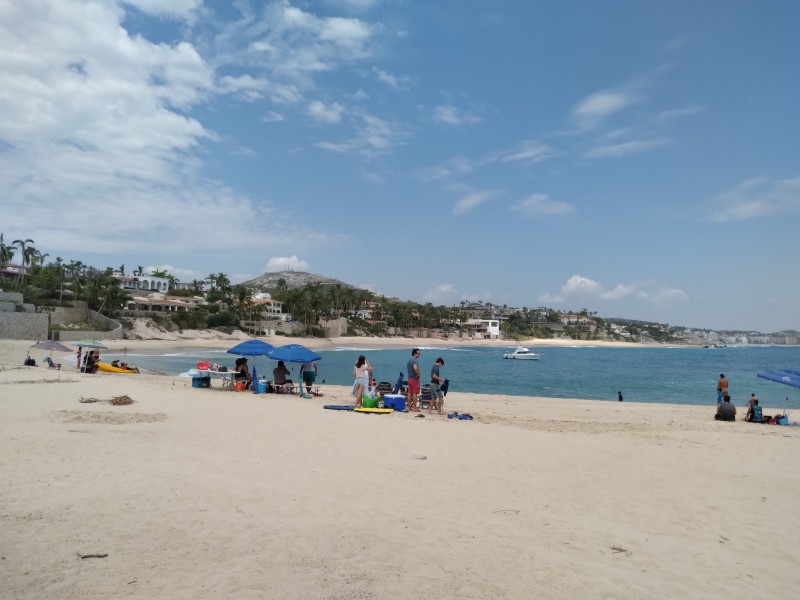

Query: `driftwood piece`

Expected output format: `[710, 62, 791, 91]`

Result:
[77, 552, 109, 559]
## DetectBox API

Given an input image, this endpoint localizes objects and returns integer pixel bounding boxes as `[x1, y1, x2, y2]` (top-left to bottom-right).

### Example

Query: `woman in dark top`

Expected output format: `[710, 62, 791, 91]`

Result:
[234, 357, 251, 389]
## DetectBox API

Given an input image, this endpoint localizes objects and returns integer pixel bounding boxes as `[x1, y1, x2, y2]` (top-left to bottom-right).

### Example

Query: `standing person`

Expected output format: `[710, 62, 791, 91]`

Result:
[717, 374, 729, 404]
[300, 360, 318, 396]
[353, 355, 371, 408]
[429, 357, 446, 415]
[618, 390, 623, 402]
[406, 348, 421, 412]
[76, 347, 82, 370]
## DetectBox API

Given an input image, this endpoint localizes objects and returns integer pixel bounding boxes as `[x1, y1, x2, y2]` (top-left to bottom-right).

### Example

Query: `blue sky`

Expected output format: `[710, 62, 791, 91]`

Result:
[1, 0, 798, 332]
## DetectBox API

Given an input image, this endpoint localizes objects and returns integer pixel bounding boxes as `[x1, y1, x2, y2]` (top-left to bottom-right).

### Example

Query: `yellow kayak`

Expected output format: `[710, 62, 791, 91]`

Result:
[96, 362, 138, 374]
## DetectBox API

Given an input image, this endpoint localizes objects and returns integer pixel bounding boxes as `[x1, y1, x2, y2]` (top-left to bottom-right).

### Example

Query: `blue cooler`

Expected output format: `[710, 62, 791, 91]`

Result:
[192, 376, 211, 388]
[383, 394, 406, 412]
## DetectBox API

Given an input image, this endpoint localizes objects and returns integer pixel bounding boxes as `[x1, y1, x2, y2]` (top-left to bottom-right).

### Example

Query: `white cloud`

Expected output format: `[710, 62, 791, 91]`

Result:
[0, 1, 386, 261]
[425, 283, 458, 302]
[314, 110, 406, 156]
[585, 138, 670, 158]
[510, 193, 573, 215]
[540, 275, 687, 306]
[124, 0, 203, 19]
[709, 176, 800, 222]
[571, 88, 641, 128]
[266, 256, 310, 272]
[261, 110, 285, 123]
[144, 265, 203, 281]
[308, 99, 346, 123]
[325, 0, 381, 12]
[453, 189, 500, 216]
[219, 74, 270, 101]
[372, 67, 410, 90]
[487, 140, 556, 165]
[416, 157, 473, 183]
[433, 105, 480, 126]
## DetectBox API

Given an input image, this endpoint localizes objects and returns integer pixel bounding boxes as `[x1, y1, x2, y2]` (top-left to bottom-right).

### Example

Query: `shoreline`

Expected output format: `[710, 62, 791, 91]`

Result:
[3, 333, 672, 356]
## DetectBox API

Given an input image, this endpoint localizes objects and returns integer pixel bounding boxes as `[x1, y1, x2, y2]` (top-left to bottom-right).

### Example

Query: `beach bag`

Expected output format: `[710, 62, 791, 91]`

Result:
[197, 361, 210, 370]
[234, 381, 246, 392]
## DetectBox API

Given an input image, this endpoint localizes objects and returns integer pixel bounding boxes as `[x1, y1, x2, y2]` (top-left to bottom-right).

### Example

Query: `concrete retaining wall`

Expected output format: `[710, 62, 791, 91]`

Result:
[53, 310, 124, 342]
[47, 302, 89, 326]
[0, 312, 49, 340]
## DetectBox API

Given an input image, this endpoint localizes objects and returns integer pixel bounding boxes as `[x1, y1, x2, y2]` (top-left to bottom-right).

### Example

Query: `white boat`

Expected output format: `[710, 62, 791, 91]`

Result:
[503, 346, 541, 360]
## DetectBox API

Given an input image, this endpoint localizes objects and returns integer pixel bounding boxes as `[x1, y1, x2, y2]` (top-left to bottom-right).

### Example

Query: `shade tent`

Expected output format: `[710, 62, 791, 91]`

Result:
[267, 344, 321, 364]
[757, 369, 800, 389]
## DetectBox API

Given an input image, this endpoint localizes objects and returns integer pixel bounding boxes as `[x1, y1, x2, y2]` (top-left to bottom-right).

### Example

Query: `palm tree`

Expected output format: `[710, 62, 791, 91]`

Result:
[12, 238, 34, 281]
[0, 233, 14, 282]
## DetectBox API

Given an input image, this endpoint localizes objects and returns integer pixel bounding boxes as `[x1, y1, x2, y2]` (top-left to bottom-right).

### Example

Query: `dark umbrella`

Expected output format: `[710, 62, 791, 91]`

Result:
[30, 340, 72, 367]
[267, 344, 321, 364]
[31, 340, 72, 354]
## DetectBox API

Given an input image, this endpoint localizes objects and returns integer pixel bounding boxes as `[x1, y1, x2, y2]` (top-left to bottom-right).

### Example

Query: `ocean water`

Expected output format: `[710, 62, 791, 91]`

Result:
[88, 344, 800, 409]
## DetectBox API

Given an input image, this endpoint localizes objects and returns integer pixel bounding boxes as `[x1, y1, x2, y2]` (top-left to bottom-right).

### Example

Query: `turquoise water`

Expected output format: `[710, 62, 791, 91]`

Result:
[93, 344, 800, 408]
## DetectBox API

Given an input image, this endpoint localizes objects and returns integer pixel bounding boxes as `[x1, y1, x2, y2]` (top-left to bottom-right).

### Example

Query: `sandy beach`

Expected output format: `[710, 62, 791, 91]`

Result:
[2, 337, 799, 599]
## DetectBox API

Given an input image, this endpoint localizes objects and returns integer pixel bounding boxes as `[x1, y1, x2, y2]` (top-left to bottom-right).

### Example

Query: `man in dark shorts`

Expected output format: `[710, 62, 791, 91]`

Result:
[406, 348, 421, 412]
[430, 357, 445, 415]
[300, 360, 317, 396]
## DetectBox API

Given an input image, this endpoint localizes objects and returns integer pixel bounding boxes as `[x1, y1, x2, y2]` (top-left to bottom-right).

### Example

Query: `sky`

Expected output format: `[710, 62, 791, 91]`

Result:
[1, 0, 798, 332]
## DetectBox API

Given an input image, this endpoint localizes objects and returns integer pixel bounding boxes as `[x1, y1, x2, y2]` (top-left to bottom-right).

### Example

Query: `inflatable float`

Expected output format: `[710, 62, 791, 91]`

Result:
[324, 405, 355, 411]
[96, 362, 138, 374]
[354, 407, 393, 414]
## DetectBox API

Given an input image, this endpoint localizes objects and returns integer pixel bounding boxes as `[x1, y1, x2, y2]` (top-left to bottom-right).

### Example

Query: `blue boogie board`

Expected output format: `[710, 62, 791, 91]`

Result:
[324, 405, 355, 411]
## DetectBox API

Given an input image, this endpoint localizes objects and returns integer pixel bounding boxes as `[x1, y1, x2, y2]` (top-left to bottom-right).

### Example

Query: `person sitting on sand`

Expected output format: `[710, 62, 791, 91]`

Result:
[234, 357, 251, 389]
[85, 351, 99, 374]
[715, 394, 736, 421]
[43, 356, 61, 369]
[23, 354, 37, 367]
[745, 398, 764, 423]
[273, 360, 292, 385]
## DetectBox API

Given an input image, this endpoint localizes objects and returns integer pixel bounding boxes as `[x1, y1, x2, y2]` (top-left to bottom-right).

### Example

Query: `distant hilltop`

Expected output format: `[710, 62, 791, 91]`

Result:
[241, 270, 355, 291]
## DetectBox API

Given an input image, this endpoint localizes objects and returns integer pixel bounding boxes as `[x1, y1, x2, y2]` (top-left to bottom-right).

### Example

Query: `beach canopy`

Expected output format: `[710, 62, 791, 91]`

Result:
[267, 343, 321, 364]
[226, 339, 275, 357]
[31, 340, 72, 353]
[757, 368, 800, 389]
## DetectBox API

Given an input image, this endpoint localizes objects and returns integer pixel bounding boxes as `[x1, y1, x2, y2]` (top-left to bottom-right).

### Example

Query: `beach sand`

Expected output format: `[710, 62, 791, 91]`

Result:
[1, 338, 799, 599]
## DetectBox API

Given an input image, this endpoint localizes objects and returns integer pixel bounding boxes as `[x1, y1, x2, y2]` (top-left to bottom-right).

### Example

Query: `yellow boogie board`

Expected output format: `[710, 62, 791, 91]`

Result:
[354, 407, 393, 414]
[96, 362, 138, 374]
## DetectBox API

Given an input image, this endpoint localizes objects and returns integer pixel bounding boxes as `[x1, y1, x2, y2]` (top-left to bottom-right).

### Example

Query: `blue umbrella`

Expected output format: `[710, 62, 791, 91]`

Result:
[226, 339, 275, 357]
[757, 369, 800, 389]
[267, 344, 321, 364]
